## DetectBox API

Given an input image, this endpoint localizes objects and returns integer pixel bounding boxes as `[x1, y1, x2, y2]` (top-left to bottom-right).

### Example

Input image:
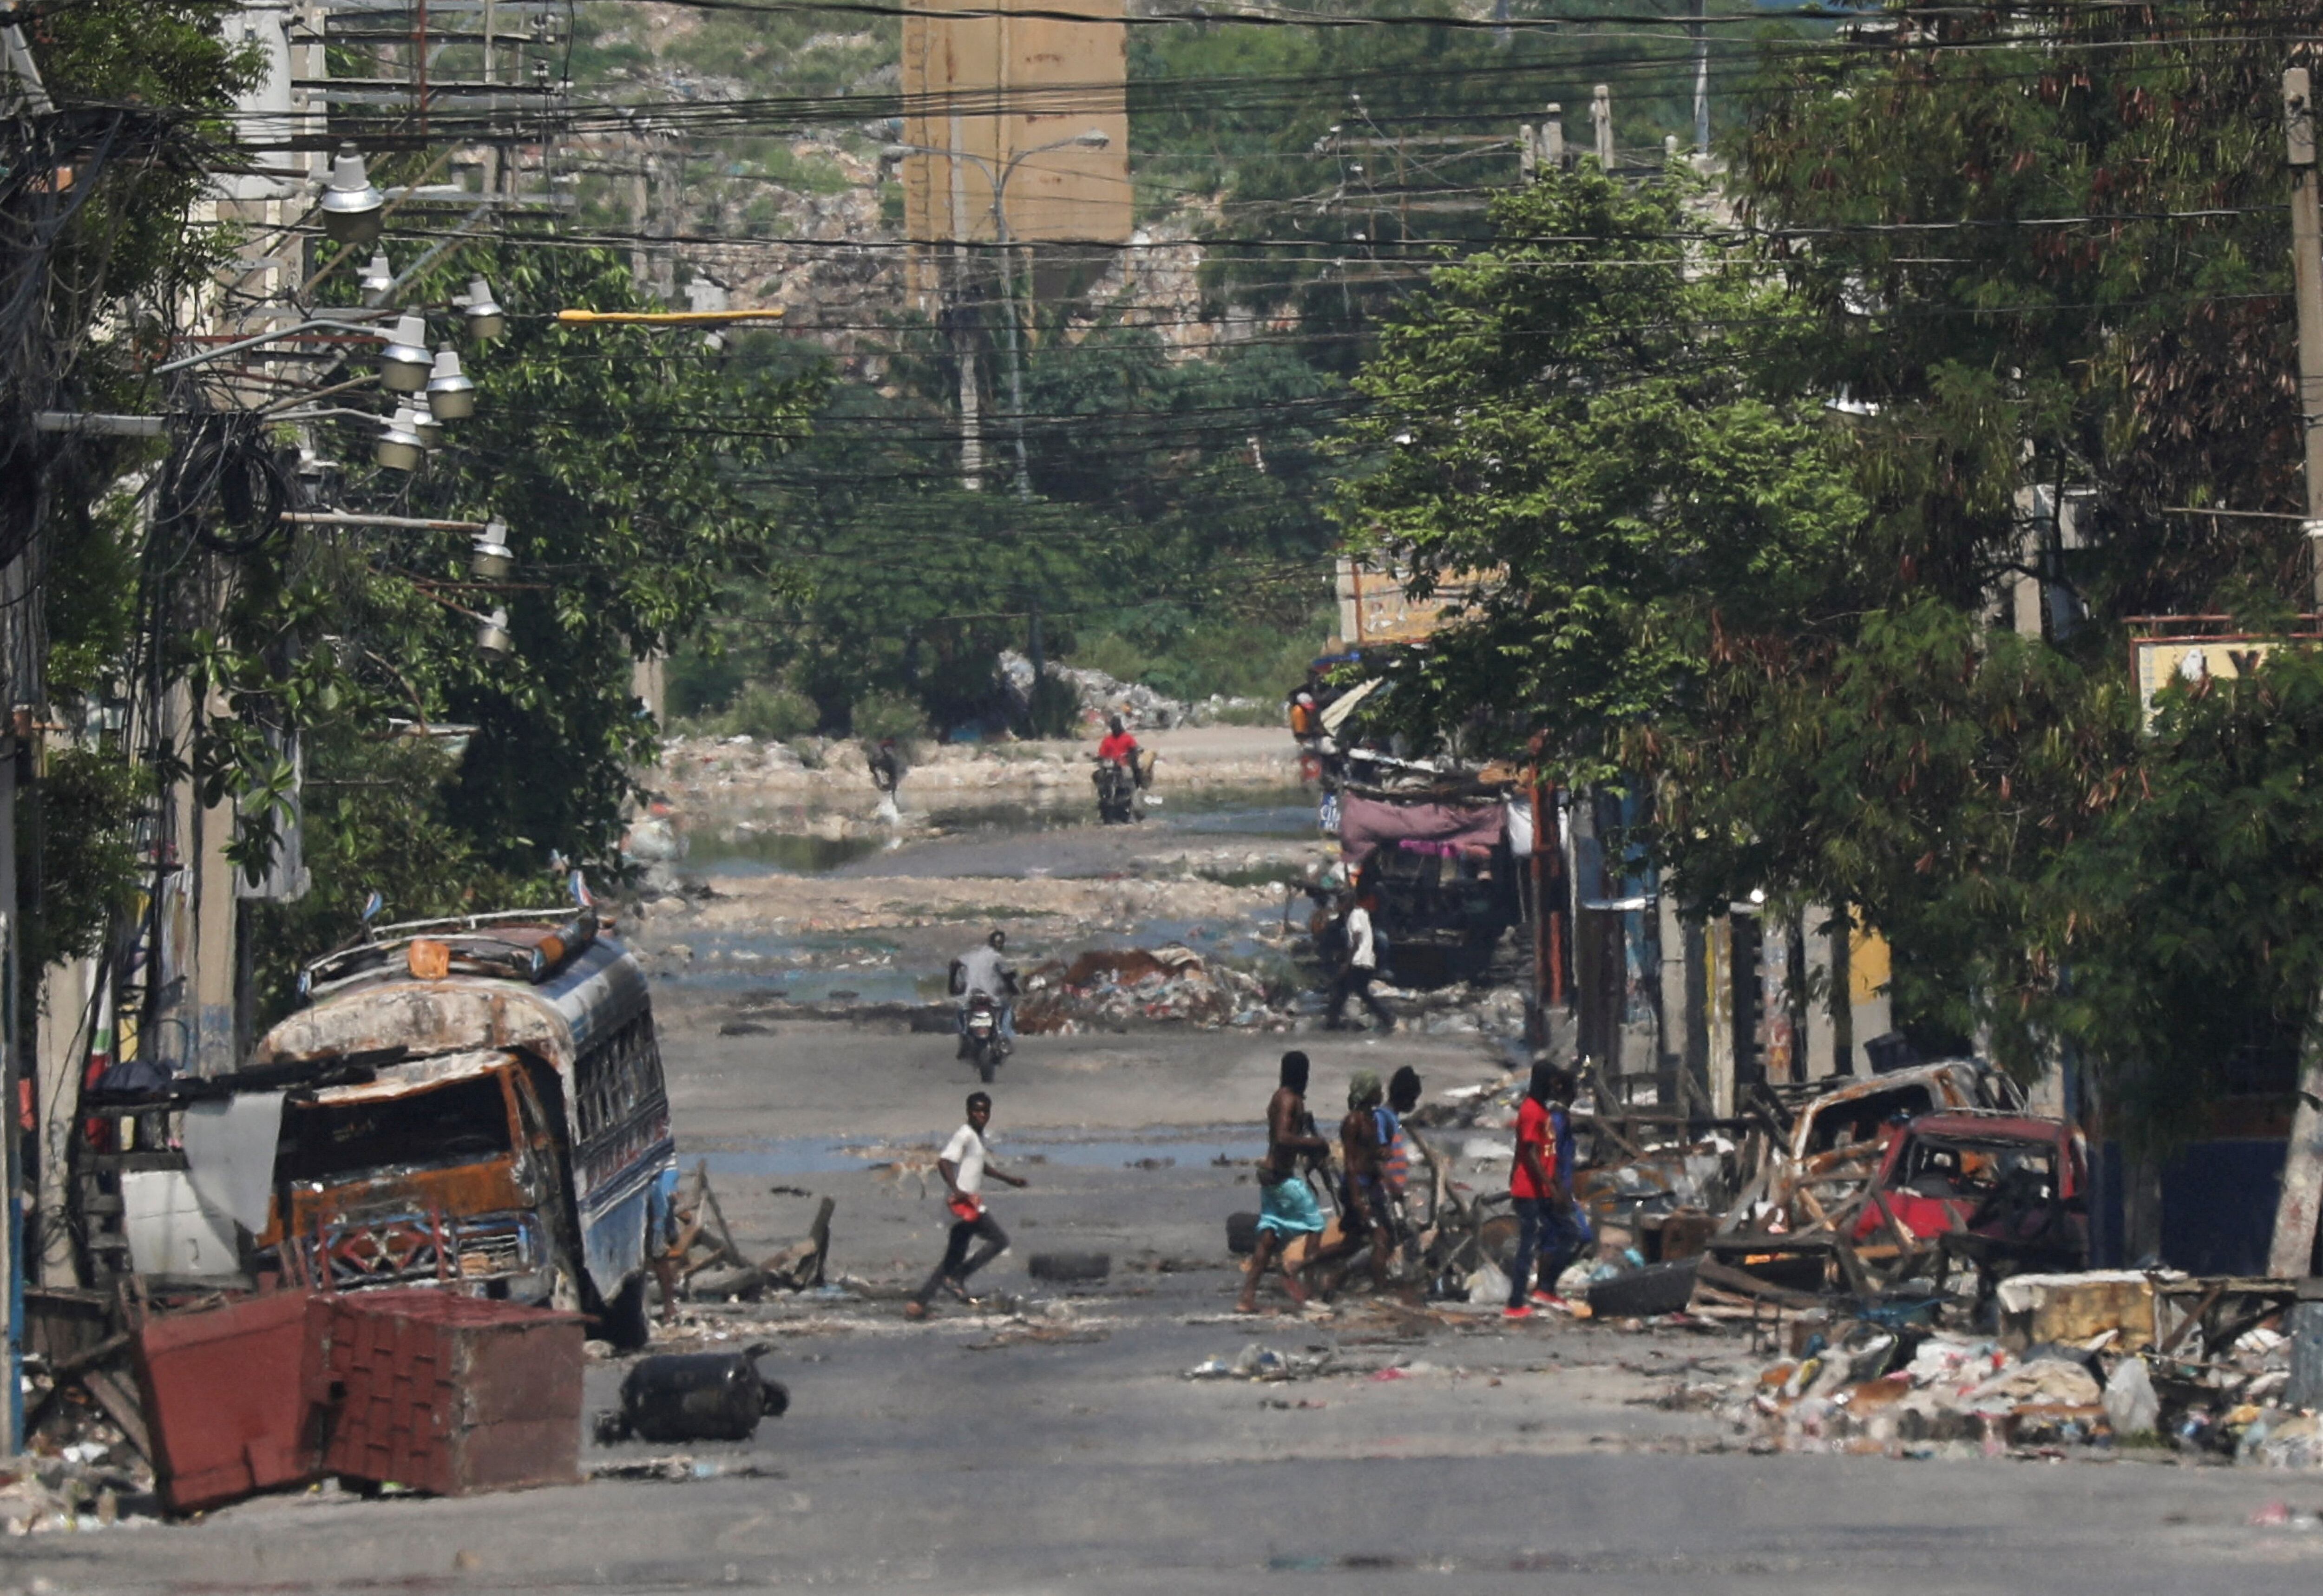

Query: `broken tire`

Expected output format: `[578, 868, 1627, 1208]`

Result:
[1226, 1211, 1260, 1256]
[1028, 1251, 1111, 1284]
[1583, 1258, 1700, 1320]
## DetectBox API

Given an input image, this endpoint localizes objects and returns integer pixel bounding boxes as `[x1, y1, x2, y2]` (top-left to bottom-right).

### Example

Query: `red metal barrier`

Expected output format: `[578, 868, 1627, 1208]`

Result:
[131, 1290, 320, 1514]
[306, 1290, 585, 1496]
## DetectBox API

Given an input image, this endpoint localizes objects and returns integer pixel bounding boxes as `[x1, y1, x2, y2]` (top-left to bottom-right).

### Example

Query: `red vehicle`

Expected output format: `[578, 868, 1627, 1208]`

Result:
[1850, 1110, 2090, 1269]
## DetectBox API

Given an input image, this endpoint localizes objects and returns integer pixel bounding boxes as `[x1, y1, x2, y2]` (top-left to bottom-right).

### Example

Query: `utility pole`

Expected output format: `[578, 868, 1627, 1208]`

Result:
[2268, 65, 2323, 1279]
[1690, 0, 1710, 155]
[1591, 84, 1614, 170]
[949, 106, 982, 493]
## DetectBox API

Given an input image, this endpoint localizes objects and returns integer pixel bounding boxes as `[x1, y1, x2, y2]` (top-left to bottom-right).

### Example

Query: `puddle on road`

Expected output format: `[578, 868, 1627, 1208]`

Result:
[693, 1123, 1265, 1178]
[681, 788, 1318, 879]
[689, 831, 888, 875]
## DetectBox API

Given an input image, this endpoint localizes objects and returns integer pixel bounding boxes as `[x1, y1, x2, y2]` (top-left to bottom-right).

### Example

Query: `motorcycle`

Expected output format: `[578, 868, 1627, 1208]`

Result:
[1092, 756, 1139, 824]
[958, 992, 1006, 1083]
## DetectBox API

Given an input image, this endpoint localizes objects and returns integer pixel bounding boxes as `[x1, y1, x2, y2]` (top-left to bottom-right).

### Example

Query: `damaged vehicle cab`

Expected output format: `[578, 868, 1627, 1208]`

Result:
[1850, 1109, 2090, 1270]
[250, 908, 675, 1346]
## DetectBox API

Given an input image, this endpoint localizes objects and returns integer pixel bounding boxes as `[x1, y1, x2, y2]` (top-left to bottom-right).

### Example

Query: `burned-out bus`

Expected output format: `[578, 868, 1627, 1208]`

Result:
[242, 908, 676, 1344]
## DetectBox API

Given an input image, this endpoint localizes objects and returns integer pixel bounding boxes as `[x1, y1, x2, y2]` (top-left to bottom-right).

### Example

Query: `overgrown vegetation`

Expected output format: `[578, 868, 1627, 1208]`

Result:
[1332, 3, 2323, 1134]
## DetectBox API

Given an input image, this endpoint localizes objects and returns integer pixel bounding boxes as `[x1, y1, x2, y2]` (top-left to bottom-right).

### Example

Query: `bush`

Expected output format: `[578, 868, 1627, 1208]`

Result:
[1027, 671, 1081, 738]
[851, 690, 928, 741]
[728, 683, 820, 741]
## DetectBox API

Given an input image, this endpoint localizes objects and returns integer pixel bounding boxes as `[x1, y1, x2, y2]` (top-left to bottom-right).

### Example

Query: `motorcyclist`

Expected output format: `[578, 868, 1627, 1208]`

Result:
[954, 929, 1018, 1053]
[1097, 715, 1140, 773]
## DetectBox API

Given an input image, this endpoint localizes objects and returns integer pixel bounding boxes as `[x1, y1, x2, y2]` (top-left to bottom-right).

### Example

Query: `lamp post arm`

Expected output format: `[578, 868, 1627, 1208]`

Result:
[152, 315, 399, 375]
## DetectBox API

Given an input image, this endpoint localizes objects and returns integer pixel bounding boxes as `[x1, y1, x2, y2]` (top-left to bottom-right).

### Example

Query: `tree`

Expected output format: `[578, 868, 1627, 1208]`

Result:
[1332, 161, 1861, 778]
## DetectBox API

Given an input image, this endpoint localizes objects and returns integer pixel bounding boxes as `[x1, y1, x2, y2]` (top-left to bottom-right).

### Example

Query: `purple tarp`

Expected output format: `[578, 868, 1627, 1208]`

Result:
[1338, 793, 1507, 867]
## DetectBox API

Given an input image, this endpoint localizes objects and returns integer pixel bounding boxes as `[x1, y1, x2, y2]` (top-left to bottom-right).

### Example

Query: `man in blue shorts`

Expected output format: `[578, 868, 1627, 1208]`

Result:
[1238, 1051, 1331, 1313]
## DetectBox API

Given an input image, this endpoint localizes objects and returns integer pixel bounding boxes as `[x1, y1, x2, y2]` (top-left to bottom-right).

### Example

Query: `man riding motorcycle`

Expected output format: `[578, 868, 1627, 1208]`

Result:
[953, 929, 1019, 1053]
[1093, 715, 1148, 824]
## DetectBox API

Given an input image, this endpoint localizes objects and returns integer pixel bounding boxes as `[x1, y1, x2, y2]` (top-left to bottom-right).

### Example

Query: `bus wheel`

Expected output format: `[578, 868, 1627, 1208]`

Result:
[600, 1272, 653, 1351]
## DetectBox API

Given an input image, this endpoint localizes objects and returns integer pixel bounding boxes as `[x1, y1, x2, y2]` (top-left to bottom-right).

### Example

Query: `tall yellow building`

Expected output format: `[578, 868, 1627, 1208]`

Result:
[899, 0, 1132, 306]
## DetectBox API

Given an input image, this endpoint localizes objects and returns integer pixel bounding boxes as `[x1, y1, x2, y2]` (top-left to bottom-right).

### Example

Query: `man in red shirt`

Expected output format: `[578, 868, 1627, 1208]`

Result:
[1097, 715, 1139, 766]
[1503, 1062, 1567, 1319]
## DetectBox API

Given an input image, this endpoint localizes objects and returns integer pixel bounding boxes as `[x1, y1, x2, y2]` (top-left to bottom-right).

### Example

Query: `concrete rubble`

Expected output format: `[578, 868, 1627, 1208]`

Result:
[999, 649, 1261, 732]
[1017, 944, 1280, 1032]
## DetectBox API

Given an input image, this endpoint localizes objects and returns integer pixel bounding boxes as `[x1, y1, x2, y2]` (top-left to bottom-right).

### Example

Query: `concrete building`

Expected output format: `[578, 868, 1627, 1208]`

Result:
[899, 0, 1132, 307]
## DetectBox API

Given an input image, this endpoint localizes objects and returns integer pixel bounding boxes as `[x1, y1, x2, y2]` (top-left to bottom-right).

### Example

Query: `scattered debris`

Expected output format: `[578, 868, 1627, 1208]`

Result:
[656, 1164, 835, 1305]
[1185, 1343, 1336, 1382]
[1015, 944, 1273, 1032]
[587, 1456, 782, 1484]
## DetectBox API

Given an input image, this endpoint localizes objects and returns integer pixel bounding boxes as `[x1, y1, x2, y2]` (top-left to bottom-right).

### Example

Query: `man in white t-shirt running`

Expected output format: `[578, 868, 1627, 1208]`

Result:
[905, 1092, 1028, 1317]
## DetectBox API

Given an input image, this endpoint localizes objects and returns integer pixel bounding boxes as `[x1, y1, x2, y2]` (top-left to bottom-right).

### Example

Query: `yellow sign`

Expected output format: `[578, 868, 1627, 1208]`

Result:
[2132, 635, 2304, 730]
[1335, 558, 1499, 646]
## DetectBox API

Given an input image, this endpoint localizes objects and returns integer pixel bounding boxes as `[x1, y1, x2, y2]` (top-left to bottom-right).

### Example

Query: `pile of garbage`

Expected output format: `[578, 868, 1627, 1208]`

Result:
[998, 651, 1260, 732]
[1016, 944, 1278, 1032]
[1669, 1269, 2323, 1467]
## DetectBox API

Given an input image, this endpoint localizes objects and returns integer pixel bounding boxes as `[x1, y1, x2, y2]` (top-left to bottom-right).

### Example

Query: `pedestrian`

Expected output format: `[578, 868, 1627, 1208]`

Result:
[1534, 1067, 1594, 1309]
[1324, 891, 1394, 1032]
[1339, 1069, 1392, 1293]
[1376, 1063, 1422, 1218]
[1237, 1051, 1331, 1314]
[1502, 1061, 1562, 1320]
[904, 1091, 1028, 1319]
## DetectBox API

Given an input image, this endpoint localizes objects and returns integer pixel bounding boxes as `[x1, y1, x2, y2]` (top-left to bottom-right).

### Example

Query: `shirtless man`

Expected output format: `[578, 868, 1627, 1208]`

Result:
[1338, 1069, 1394, 1294]
[1237, 1051, 1331, 1314]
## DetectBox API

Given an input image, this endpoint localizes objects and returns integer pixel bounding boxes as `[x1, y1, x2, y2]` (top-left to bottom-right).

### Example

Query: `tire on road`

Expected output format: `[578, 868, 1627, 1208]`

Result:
[1583, 1258, 1701, 1319]
[1028, 1251, 1112, 1284]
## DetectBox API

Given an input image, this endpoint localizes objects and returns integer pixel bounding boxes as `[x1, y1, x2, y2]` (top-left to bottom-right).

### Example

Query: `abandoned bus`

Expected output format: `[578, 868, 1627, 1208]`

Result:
[247, 907, 675, 1344]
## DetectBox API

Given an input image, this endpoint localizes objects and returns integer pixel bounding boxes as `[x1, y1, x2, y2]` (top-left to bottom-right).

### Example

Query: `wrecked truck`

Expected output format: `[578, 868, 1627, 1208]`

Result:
[1850, 1110, 2090, 1273]
[206, 909, 673, 1346]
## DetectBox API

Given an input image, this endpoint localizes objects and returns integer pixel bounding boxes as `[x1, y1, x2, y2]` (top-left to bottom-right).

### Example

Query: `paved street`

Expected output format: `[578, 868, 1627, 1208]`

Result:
[7, 1018, 2321, 1594]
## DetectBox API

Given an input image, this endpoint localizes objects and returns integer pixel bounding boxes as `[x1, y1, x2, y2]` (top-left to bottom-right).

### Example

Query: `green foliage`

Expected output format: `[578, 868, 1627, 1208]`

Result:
[1335, 163, 1862, 778]
[850, 689, 931, 742]
[182, 245, 831, 880]
[678, 326, 1338, 734]
[1068, 608, 1332, 703]
[20, 746, 144, 974]
[242, 732, 562, 1027]
[2042, 650, 2323, 1152]
[726, 684, 823, 742]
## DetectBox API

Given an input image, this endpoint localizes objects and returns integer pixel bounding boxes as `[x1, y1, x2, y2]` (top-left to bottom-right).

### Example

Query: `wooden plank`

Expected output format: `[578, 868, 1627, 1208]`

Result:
[1695, 1257, 1825, 1309]
[79, 1368, 148, 1462]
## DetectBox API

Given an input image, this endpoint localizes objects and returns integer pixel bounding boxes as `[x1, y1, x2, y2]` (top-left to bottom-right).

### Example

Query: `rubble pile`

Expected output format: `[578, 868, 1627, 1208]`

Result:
[1001, 651, 1262, 732]
[1016, 944, 1280, 1033]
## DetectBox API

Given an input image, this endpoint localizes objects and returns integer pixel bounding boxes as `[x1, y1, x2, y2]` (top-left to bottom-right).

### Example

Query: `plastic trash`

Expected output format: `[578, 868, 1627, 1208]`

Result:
[2103, 1356, 2160, 1438]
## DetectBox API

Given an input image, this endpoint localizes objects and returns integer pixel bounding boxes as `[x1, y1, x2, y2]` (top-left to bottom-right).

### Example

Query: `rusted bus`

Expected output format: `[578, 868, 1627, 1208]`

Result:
[240, 914, 676, 1345]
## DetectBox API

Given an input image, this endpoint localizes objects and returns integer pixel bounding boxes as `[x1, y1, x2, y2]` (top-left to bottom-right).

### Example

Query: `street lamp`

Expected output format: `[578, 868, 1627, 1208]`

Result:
[884, 129, 1111, 501]
[358, 252, 394, 303]
[379, 314, 432, 391]
[470, 523, 513, 581]
[320, 146, 385, 245]
[426, 349, 475, 419]
[375, 407, 427, 471]
[461, 277, 506, 340]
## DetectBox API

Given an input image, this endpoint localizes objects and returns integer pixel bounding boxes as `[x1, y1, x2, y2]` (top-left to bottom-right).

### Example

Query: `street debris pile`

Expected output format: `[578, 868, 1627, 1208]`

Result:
[1352, 1055, 2323, 1472]
[656, 1164, 836, 1304]
[1001, 650, 1260, 732]
[1674, 1272, 2323, 1465]
[1015, 944, 1280, 1032]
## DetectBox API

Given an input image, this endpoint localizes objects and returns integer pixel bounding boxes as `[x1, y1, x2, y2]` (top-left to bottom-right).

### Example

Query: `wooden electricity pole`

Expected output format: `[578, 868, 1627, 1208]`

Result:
[2267, 65, 2323, 1280]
